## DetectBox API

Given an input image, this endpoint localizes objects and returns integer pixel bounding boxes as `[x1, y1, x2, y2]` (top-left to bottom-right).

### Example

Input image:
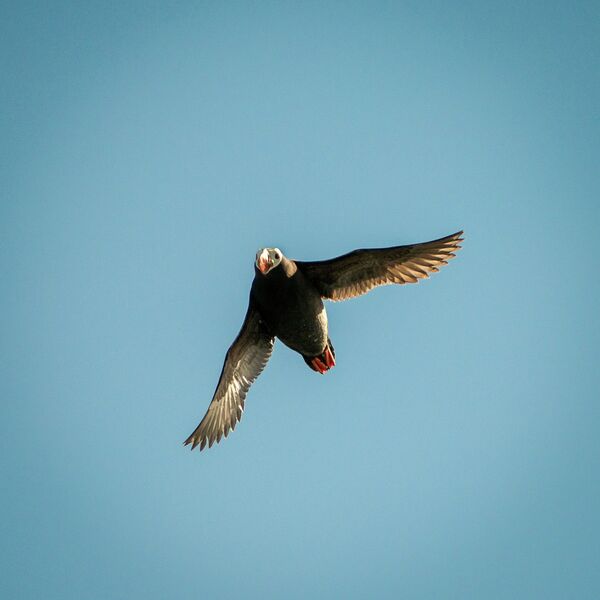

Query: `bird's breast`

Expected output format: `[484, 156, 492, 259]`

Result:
[252, 270, 328, 355]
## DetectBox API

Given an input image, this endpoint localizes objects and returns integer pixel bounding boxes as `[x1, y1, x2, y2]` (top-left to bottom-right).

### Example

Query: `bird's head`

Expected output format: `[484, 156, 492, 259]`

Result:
[255, 247, 283, 275]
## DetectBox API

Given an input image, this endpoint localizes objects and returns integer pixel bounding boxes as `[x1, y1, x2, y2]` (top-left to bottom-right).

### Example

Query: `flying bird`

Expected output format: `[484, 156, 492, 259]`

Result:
[185, 230, 463, 451]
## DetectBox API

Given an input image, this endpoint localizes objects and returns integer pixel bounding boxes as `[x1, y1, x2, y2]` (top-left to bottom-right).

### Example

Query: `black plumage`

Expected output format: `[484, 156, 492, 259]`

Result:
[185, 230, 463, 451]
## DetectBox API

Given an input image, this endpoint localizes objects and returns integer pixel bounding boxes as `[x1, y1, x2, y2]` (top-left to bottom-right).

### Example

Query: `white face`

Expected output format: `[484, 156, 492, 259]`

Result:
[255, 247, 283, 275]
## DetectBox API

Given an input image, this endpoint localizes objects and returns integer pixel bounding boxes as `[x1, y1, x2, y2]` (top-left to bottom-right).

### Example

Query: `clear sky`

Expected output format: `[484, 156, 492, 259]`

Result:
[2, 2, 599, 598]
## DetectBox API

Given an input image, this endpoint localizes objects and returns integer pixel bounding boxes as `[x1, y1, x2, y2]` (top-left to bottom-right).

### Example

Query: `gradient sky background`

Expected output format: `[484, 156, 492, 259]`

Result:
[2, 2, 599, 598]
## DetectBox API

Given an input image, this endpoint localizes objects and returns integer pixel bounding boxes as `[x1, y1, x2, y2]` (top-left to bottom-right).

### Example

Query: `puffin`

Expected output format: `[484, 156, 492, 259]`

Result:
[185, 230, 463, 451]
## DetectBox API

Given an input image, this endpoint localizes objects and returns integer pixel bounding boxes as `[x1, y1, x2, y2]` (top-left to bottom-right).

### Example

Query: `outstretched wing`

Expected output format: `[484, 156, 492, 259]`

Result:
[184, 299, 274, 451]
[296, 231, 463, 302]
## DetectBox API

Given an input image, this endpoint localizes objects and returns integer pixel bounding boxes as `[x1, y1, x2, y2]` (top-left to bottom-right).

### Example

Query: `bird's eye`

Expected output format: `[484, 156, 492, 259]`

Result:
[275, 253, 280, 259]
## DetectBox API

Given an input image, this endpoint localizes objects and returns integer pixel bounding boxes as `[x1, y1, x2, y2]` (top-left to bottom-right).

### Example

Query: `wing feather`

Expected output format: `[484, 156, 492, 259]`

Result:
[297, 231, 463, 301]
[184, 300, 274, 451]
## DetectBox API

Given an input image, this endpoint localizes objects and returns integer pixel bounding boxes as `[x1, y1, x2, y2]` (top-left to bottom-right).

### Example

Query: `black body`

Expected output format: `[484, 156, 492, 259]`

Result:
[251, 257, 327, 357]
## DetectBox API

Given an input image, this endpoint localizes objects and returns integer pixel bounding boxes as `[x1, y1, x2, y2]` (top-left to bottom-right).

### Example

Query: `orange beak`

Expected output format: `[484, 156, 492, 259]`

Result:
[257, 250, 271, 274]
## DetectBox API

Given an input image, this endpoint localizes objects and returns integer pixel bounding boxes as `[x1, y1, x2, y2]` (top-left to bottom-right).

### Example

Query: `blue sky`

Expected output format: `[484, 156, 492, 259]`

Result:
[2, 2, 599, 598]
